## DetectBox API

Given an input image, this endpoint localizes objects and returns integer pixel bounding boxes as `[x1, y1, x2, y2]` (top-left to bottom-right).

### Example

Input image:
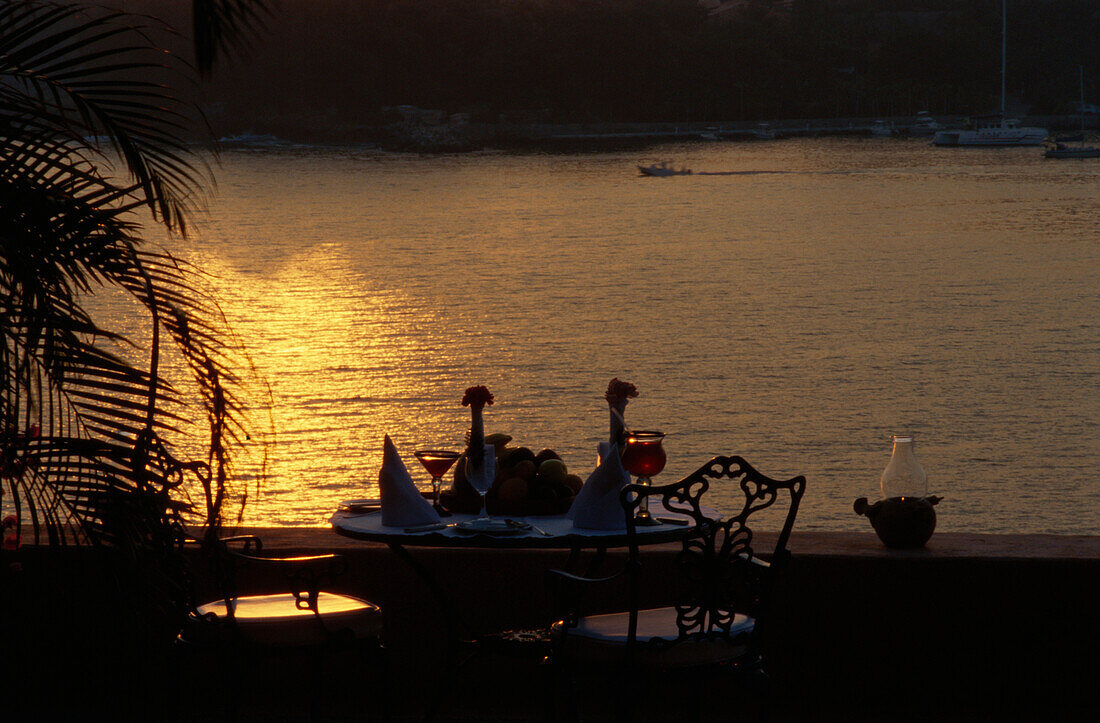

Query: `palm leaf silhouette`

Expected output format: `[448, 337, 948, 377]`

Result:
[192, 0, 273, 76]
[2, 2, 268, 556]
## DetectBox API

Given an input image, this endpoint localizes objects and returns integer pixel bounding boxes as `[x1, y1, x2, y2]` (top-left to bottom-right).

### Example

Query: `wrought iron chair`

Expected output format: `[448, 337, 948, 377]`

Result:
[176, 534, 387, 720]
[548, 455, 805, 722]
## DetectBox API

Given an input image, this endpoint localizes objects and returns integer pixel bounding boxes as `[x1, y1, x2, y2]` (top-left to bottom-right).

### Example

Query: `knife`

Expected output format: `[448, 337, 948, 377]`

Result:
[404, 522, 449, 533]
[656, 516, 690, 526]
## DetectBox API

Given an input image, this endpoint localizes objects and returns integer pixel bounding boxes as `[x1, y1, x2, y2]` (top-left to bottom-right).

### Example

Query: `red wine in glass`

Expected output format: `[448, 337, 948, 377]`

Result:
[414, 449, 461, 515]
[621, 431, 666, 525]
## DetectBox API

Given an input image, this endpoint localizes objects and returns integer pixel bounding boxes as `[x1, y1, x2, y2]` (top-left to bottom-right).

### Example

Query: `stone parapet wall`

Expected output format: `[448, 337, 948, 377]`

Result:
[222, 529, 1096, 715]
[7, 531, 1095, 718]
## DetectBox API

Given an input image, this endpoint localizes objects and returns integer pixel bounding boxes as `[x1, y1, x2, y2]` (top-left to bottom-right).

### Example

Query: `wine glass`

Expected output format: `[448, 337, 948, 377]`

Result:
[413, 449, 461, 517]
[466, 452, 495, 523]
[621, 430, 666, 526]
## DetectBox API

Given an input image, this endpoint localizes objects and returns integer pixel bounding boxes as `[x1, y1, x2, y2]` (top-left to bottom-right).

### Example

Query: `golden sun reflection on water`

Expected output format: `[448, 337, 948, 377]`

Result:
[132, 139, 1100, 533]
[186, 245, 450, 525]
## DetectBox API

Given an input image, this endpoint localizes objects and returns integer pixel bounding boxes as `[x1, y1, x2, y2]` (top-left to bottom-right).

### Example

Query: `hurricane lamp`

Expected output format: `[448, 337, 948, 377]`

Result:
[855, 435, 942, 548]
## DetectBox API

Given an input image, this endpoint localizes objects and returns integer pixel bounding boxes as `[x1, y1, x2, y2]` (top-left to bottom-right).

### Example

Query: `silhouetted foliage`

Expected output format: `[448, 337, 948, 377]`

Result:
[2, 5, 268, 702]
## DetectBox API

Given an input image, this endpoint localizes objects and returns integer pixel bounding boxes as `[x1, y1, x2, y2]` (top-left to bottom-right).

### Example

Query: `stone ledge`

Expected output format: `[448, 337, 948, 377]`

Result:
[217, 527, 1100, 560]
[8, 528, 1096, 718]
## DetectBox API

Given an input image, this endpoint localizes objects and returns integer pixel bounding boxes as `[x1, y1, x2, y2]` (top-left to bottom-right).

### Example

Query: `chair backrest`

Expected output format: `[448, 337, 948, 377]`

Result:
[620, 455, 805, 649]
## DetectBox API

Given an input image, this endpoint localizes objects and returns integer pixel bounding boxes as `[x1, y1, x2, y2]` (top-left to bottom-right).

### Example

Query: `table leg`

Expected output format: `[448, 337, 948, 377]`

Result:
[387, 542, 466, 645]
[386, 542, 470, 722]
[582, 546, 607, 577]
[563, 545, 607, 577]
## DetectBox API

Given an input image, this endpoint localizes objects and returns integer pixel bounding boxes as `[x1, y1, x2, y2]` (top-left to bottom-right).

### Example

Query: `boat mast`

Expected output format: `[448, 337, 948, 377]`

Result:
[1080, 65, 1086, 138]
[1001, 0, 1006, 117]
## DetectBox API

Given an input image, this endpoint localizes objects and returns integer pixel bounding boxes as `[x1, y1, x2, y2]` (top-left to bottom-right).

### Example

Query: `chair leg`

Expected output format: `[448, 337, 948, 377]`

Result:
[687, 677, 704, 723]
[612, 658, 640, 723]
[364, 638, 390, 723]
[307, 645, 324, 721]
[546, 647, 582, 723]
[748, 667, 772, 723]
[421, 637, 481, 723]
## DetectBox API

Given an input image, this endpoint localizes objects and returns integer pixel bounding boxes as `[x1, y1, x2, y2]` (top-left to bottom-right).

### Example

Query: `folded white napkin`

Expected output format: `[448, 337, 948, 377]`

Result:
[569, 442, 631, 530]
[379, 435, 441, 527]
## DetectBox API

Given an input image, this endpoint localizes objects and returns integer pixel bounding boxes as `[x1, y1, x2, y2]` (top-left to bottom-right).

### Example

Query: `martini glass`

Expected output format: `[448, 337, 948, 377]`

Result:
[413, 449, 461, 517]
[621, 430, 666, 526]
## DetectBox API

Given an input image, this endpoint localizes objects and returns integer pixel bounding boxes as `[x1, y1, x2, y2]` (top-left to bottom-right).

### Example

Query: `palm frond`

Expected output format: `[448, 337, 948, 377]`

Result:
[191, 0, 273, 77]
[1, 1, 213, 234]
[2, 5, 268, 545]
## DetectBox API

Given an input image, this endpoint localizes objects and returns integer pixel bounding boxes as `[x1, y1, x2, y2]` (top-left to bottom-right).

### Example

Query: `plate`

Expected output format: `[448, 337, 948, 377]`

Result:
[454, 518, 527, 535]
[338, 499, 381, 513]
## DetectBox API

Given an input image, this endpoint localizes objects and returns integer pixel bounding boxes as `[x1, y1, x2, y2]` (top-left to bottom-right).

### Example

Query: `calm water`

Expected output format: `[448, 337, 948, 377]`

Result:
[146, 137, 1098, 532]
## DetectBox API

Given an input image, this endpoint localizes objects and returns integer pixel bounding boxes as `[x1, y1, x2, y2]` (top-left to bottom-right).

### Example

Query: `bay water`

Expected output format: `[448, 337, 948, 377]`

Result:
[155, 136, 1098, 533]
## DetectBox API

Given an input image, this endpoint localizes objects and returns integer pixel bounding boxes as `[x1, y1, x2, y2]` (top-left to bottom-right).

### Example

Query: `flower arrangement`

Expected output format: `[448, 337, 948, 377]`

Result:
[604, 378, 638, 406]
[462, 385, 494, 409]
[463, 385, 493, 468]
[442, 382, 580, 515]
[605, 378, 637, 447]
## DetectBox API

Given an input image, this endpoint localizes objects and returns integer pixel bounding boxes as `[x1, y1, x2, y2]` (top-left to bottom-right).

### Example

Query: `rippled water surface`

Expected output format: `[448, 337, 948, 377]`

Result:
[150, 137, 1098, 532]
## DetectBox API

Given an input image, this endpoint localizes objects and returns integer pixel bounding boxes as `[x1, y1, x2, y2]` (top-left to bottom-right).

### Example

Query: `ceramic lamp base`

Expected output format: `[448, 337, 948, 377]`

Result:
[854, 495, 942, 549]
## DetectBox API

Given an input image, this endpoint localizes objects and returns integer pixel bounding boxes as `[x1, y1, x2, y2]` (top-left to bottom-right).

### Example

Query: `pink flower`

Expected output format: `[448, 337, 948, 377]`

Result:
[462, 386, 494, 408]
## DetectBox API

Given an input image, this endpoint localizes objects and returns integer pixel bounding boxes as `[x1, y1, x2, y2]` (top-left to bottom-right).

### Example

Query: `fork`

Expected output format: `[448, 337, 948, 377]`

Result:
[505, 518, 552, 537]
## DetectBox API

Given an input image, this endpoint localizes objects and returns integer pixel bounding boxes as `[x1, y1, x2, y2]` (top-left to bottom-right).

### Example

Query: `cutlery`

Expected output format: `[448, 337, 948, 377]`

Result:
[339, 503, 381, 514]
[505, 518, 552, 536]
[404, 522, 449, 533]
[656, 516, 690, 526]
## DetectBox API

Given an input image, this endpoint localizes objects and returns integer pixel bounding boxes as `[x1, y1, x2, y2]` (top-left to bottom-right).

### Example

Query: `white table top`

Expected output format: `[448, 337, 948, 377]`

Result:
[329, 508, 701, 549]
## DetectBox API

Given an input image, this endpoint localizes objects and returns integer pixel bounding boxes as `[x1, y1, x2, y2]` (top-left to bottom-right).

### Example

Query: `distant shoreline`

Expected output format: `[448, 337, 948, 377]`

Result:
[210, 114, 1098, 152]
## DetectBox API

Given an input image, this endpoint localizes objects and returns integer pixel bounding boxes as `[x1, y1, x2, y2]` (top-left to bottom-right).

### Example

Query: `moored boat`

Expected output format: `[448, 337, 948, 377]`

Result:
[1043, 144, 1100, 158]
[1043, 67, 1100, 159]
[908, 111, 944, 136]
[933, 1, 1047, 147]
[753, 122, 776, 140]
[933, 116, 1048, 146]
[870, 120, 896, 137]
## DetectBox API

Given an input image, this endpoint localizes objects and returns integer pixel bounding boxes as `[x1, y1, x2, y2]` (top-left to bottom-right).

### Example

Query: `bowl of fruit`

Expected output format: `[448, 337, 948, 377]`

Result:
[439, 433, 583, 516]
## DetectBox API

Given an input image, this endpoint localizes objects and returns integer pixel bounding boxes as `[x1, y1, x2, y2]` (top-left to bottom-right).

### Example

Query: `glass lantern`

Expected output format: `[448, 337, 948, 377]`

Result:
[855, 434, 941, 548]
[880, 434, 927, 500]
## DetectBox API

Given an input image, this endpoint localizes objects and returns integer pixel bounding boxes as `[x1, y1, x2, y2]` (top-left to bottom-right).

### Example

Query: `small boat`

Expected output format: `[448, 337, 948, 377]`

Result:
[753, 123, 776, 140]
[1043, 67, 1100, 159]
[870, 120, 896, 137]
[1044, 143, 1100, 158]
[637, 161, 692, 177]
[908, 111, 944, 136]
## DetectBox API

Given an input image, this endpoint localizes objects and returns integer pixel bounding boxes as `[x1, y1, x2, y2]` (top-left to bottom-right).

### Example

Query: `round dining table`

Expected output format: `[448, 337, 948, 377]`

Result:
[329, 506, 703, 719]
[329, 508, 697, 548]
